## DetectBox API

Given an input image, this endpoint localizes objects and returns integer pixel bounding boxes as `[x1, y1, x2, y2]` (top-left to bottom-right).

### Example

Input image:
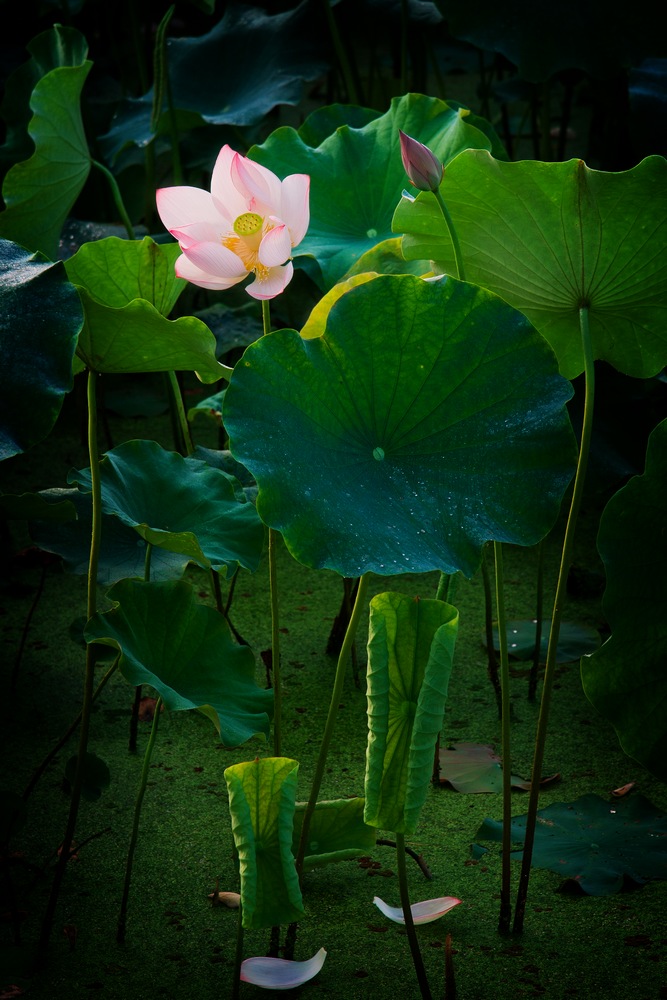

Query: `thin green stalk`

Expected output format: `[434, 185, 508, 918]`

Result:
[528, 541, 545, 702]
[481, 544, 502, 718]
[165, 370, 194, 456]
[91, 159, 135, 240]
[38, 370, 103, 955]
[261, 299, 283, 756]
[295, 573, 370, 876]
[513, 306, 595, 933]
[494, 541, 512, 934]
[117, 695, 163, 943]
[433, 188, 466, 283]
[231, 899, 245, 1000]
[396, 831, 432, 1000]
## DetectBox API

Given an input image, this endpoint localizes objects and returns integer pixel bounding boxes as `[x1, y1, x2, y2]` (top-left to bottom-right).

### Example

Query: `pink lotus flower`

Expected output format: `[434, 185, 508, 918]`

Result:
[399, 130, 444, 193]
[156, 145, 309, 300]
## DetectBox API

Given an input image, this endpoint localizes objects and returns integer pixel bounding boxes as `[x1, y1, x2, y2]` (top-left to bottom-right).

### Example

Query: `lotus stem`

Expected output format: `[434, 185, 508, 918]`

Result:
[165, 370, 194, 456]
[38, 370, 104, 955]
[481, 544, 502, 717]
[117, 695, 163, 943]
[261, 298, 283, 756]
[396, 831, 432, 1000]
[91, 159, 135, 240]
[528, 540, 545, 702]
[433, 188, 466, 283]
[513, 305, 595, 933]
[295, 572, 370, 876]
[231, 899, 245, 1000]
[494, 541, 512, 934]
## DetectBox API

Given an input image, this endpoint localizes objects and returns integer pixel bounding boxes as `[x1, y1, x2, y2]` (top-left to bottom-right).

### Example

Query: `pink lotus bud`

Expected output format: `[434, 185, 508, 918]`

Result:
[399, 130, 444, 192]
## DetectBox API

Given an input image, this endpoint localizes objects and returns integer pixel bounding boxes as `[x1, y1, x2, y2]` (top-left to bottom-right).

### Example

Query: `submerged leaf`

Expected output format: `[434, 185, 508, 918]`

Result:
[373, 895, 461, 925]
[240, 947, 327, 989]
[488, 619, 601, 663]
[475, 793, 667, 894]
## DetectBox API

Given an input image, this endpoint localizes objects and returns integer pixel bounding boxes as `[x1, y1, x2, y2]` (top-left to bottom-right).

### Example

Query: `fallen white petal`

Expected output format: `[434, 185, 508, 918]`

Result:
[240, 948, 327, 990]
[373, 896, 462, 925]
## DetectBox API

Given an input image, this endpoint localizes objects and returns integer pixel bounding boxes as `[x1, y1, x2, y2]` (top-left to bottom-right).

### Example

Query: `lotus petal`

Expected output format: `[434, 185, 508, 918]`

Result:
[373, 896, 461, 925]
[240, 948, 327, 989]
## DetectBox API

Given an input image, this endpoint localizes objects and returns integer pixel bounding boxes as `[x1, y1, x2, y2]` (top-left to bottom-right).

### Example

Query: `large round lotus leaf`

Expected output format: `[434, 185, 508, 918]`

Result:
[0, 240, 82, 461]
[249, 92, 504, 290]
[394, 152, 667, 380]
[68, 439, 264, 576]
[581, 418, 667, 781]
[224, 274, 576, 578]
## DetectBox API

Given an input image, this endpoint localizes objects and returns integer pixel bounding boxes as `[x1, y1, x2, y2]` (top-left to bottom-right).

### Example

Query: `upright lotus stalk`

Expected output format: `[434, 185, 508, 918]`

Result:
[398, 130, 466, 282]
[156, 145, 310, 756]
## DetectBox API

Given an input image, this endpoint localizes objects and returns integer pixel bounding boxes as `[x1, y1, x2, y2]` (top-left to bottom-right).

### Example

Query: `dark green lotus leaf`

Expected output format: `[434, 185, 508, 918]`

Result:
[68, 439, 264, 577]
[224, 756, 304, 929]
[99, 1, 328, 160]
[64, 751, 111, 803]
[365, 593, 458, 835]
[0, 25, 89, 172]
[1, 491, 76, 522]
[581, 418, 667, 780]
[224, 274, 576, 578]
[64, 236, 229, 381]
[249, 93, 505, 290]
[65, 237, 186, 318]
[0, 240, 82, 461]
[489, 619, 601, 663]
[85, 578, 273, 745]
[475, 793, 667, 894]
[437, 0, 663, 83]
[74, 288, 229, 381]
[101, 374, 170, 419]
[394, 152, 667, 380]
[29, 488, 189, 584]
[297, 103, 381, 147]
[0, 41, 92, 259]
[189, 390, 225, 427]
[293, 797, 377, 868]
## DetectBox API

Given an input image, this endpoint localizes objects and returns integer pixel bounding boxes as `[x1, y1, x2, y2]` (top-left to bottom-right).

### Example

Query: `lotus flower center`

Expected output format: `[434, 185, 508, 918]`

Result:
[233, 212, 263, 236]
